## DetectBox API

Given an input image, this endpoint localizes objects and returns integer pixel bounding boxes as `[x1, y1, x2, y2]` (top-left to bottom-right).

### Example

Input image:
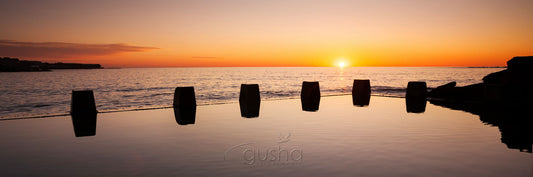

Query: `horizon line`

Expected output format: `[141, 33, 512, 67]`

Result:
[103, 65, 507, 69]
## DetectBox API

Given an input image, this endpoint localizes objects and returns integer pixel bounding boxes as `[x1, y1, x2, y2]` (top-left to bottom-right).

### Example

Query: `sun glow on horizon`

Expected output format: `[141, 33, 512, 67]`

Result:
[336, 58, 349, 68]
[339, 62, 345, 68]
[1, 1, 530, 67]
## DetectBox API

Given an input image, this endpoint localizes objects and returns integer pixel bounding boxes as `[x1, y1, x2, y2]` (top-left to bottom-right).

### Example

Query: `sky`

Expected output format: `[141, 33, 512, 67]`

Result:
[1, 0, 532, 67]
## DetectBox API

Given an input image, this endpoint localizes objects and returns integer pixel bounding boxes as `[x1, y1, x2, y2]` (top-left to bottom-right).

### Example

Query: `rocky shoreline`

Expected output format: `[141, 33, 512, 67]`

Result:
[427, 56, 532, 153]
[428, 56, 532, 106]
[0, 57, 102, 72]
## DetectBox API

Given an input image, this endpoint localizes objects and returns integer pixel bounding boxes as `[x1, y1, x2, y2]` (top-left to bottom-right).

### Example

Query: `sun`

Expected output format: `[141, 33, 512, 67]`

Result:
[338, 62, 346, 68]
[336, 59, 348, 68]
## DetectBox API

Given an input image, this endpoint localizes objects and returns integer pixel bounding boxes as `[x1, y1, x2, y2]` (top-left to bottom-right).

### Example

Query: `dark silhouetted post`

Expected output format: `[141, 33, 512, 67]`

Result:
[173, 87, 197, 107]
[173, 87, 196, 125]
[352, 79, 371, 106]
[406, 82, 427, 113]
[301, 81, 320, 111]
[71, 90, 97, 137]
[239, 84, 260, 118]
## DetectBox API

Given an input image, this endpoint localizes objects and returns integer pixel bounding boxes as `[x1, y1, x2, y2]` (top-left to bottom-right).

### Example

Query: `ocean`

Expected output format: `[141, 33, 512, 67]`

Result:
[0, 67, 504, 119]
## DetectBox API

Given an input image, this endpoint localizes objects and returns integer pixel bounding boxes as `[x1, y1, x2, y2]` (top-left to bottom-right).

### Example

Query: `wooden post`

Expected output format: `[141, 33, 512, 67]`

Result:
[71, 90, 97, 137]
[173, 87, 197, 107]
[352, 79, 371, 106]
[173, 87, 197, 125]
[301, 81, 320, 111]
[406, 82, 427, 113]
[239, 84, 261, 118]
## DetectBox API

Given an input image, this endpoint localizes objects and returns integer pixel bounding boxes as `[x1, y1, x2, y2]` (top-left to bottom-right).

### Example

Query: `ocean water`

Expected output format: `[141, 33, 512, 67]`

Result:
[0, 67, 504, 119]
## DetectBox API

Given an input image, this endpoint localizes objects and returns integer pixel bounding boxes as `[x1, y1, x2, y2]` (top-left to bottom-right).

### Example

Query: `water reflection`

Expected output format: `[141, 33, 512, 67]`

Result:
[71, 114, 97, 137]
[173, 107, 196, 125]
[406, 99, 427, 113]
[429, 100, 532, 153]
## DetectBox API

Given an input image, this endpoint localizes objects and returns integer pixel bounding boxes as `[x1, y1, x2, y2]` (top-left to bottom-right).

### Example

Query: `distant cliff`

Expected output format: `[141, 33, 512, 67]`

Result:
[0, 57, 102, 72]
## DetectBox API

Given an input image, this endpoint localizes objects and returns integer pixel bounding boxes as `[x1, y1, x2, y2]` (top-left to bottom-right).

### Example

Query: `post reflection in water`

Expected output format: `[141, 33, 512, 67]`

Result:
[173, 107, 196, 125]
[406, 99, 427, 113]
[71, 114, 97, 137]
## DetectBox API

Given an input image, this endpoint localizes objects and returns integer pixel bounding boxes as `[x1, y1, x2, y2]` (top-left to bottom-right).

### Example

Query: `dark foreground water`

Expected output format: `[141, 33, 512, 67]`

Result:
[0, 96, 530, 177]
[0, 67, 504, 119]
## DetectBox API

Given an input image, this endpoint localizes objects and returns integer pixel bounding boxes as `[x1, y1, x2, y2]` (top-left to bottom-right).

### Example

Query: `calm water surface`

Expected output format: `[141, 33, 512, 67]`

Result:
[0, 96, 529, 177]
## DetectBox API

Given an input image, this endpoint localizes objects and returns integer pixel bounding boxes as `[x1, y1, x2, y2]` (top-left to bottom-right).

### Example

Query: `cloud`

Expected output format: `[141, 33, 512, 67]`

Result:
[0, 40, 158, 58]
[192, 56, 218, 59]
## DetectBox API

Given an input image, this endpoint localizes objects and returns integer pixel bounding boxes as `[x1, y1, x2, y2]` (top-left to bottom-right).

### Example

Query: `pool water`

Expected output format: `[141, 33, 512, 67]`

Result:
[0, 95, 530, 177]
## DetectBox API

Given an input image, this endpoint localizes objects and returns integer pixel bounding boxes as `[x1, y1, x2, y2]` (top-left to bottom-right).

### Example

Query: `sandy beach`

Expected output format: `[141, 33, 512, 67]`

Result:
[0, 95, 530, 177]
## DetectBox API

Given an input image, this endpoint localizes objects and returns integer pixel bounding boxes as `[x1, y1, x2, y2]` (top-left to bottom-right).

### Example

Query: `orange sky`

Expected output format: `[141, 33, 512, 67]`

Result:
[1, 0, 532, 67]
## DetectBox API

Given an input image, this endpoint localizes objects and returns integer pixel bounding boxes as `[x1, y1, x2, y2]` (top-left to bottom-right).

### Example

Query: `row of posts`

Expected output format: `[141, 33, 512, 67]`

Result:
[70, 80, 428, 137]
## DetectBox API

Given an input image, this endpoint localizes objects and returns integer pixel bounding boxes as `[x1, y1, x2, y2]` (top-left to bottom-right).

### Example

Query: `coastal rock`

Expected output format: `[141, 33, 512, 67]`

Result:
[0, 57, 102, 72]
[482, 70, 509, 102]
[507, 56, 533, 72]
[0, 57, 49, 71]
[429, 56, 532, 104]
[483, 56, 533, 103]
[428, 81, 484, 102]
[427, 81, 456, 98]
[427, 56, 532, 153]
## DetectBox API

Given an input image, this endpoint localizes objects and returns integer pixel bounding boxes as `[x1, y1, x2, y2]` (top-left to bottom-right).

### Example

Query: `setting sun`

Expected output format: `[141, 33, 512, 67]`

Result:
[336, 59, 348, 68]
[338, 62, 345, 68]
